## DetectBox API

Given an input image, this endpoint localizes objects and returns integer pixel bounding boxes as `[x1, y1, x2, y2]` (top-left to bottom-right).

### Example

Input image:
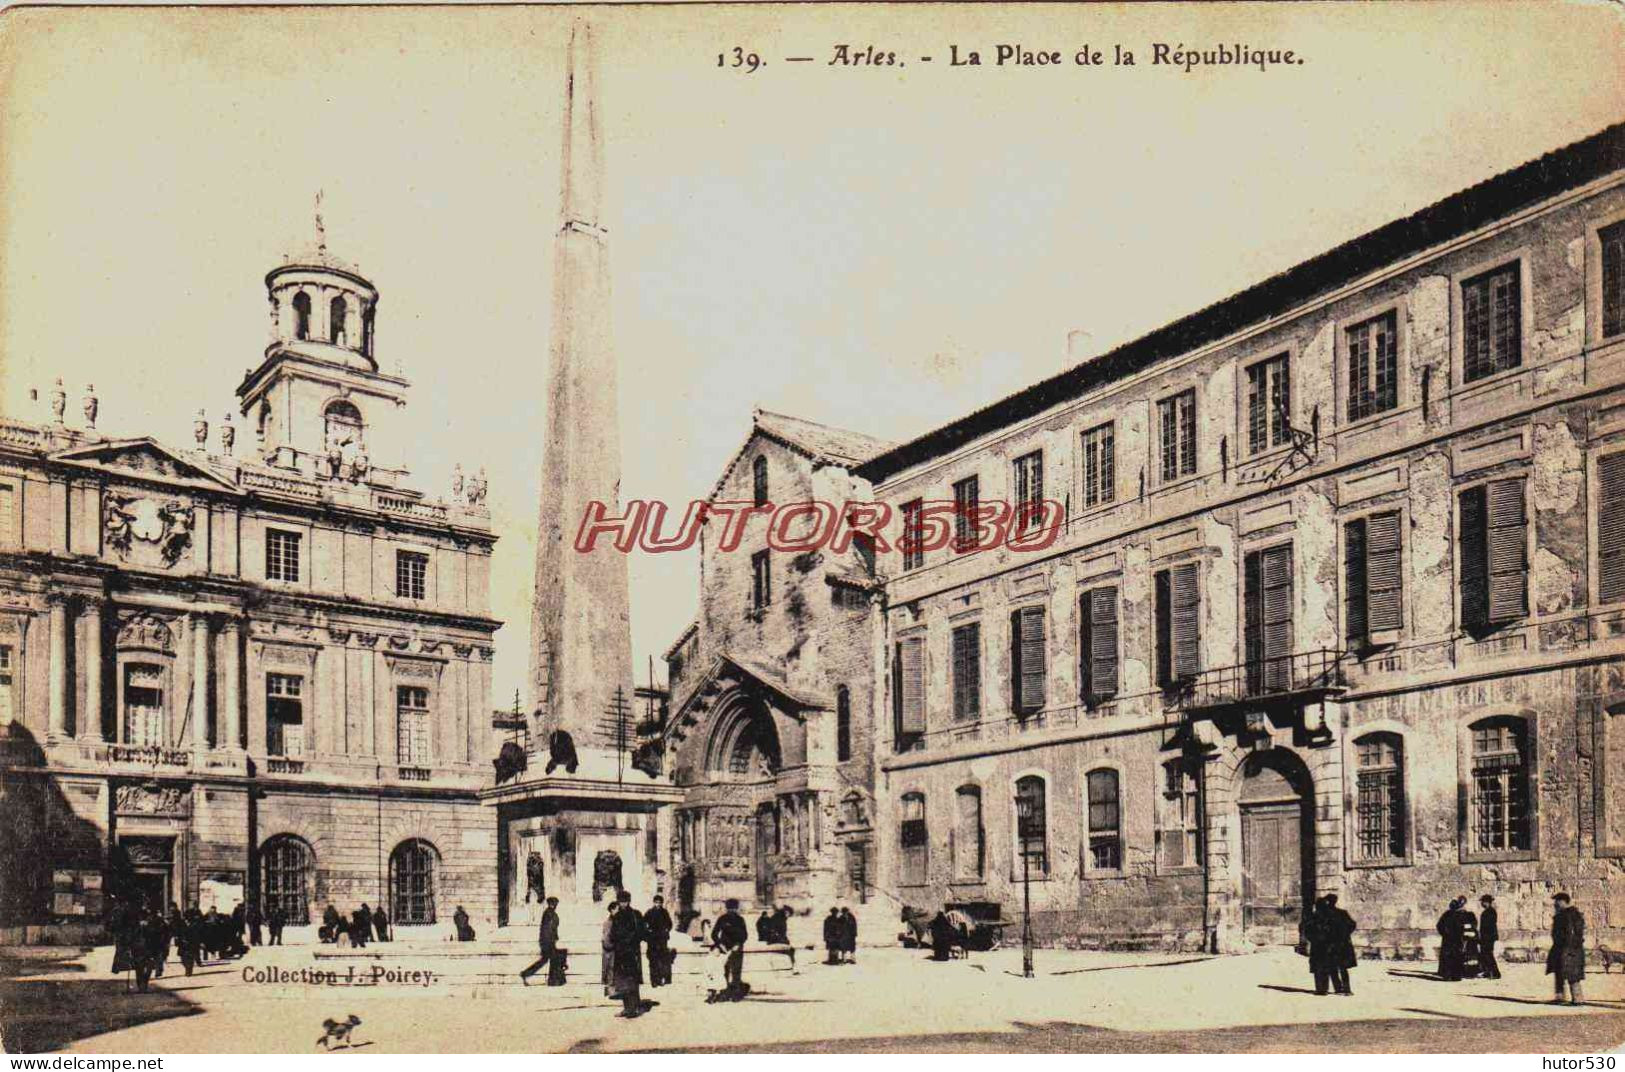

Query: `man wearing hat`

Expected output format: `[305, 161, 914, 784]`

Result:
[1546, 892, 1586, 1005]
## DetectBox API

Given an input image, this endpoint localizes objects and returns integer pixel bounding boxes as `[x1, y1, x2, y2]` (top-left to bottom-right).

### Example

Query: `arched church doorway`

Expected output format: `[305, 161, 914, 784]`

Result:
[1237, 748, 1315, 943]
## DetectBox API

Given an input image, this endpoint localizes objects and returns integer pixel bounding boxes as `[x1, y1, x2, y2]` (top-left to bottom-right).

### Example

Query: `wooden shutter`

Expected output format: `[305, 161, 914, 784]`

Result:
[1345, 518, 1369, 646]
[1460, 485, 1489, 632]
[951, 624, 980, 721]
[1261, 545, 1294, 691]
[1366, 511, 1403, 633]
[1088, 587, 1119, 699]
[1600, 453, 1625, 604]
[898, 636, 925, 736]
[1486, 478, 1527, 624]
[1171, 564, 1201, 681]
[1154, 570, 1173, 686]
[1011, 607, 1046, 714]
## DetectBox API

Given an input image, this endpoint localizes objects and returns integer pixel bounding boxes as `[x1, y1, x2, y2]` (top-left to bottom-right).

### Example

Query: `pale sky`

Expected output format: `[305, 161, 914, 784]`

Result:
[1, 2, 1621, 711]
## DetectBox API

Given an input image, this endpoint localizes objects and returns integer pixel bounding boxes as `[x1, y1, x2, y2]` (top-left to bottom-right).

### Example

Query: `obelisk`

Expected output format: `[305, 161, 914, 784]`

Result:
[530, 21, 634, 752]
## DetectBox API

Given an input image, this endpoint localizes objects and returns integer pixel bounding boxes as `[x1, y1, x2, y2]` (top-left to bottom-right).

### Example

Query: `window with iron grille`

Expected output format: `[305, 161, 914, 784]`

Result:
[1081, 423, 1115, 508]
[1009, 606, 1046, 716]
[751, 549, 772, 610]
[951, 622, 981, 722]
[901, 499, 925, 571]
[261, 834, 311, 924]
[1086, 768, 1122, 871]
[1469, 717, 1532, 854]
[1599, 452, 1625, 605]
[836, 686, 852, 761]
[390, 839, 438, 925]
[396, 551, 428, 600]
[1158, 390, 1197, 482]
[1345, 512, 1403, 648]
[1355, 733, 1406, 862]
[953, 475, 980, 552]
[1246, 354, 1292, 455]
[396, 685, 431, 767]
[0, 644, 12, 725]
[899, 792, 927, 885]
[1157, 759, 1203, 870]
[1078, 586, 1119, 705]
[1462, 263, 1522, 383]
[1346, 311, 1399, 422]
[266, 529, 301, 582]
[267, 673, 304, 757]
[1154, 564, 1201, 687]
[1012, 451, 1044, 534]
[1605, 221, 1625, 341]
[753, 455, 769, 507]
[953, 785, 984, 880]
[1015, 774, 1048, 873]
[1459, 478, 1528, 635]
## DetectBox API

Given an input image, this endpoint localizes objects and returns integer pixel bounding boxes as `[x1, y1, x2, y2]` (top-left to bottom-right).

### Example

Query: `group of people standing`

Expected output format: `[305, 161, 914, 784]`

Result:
[109, 898, 269, 992]
[317, 902, 391, 946]
[1435, 894, 1500, 981]
[1300, 894, 1358, 996]
[821, 906, 859, 965]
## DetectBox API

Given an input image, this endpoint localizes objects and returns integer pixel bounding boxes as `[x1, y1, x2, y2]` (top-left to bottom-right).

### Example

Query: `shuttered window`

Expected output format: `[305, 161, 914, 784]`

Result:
[1601, 220, 1625, 341]
[1346, 511, 1403, 647]
[1086, 769, 1122, 871]
[1462, 263, 1522, 383]
[893, 636, 926, 745]
[901, 499, 924, 571]
[1599, 452, 1625, 604]
[953, 475, 980, 552]
[951, 623, 981, 722]
[1009, 606, 1047, 716]
[1460, 479, 1528, 634]
[1078, 586, 1119, 704]
[1244, 544, 1294, 694]
[1155, 565, 1201, 687]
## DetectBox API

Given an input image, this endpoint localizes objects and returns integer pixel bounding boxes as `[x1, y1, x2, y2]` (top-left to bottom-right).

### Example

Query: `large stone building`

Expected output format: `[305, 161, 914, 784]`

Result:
[0, 247, 502, 943]
[665, 122, 1625, 953]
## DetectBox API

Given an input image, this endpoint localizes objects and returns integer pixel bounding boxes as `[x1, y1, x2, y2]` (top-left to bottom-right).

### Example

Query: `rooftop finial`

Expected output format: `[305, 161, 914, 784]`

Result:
[314, 189, 327, 258]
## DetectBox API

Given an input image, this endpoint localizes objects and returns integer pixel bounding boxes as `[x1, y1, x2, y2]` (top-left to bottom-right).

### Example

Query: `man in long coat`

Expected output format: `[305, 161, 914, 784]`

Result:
[372, 905, 391, 943]
[1436, 897, 1469, 981]
[1319, 894, 1357, 995]
[351, 904, 371, 949]
[644, 895, 674, 987]
[713, 898, 749, 995]
[1478, 894, 1501, 980]
[1547, 892, 1586, 1005]
[521, 896, 562, 985]
[823, 907, 842, 965]
[839, 906, 858, 964]
[245, 902, 264, 947]
[609, 890, 647, 1017]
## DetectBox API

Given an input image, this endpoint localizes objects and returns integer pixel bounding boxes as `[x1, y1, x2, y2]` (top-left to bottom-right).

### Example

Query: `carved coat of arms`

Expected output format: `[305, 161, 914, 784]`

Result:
[105, 494, 195, 568]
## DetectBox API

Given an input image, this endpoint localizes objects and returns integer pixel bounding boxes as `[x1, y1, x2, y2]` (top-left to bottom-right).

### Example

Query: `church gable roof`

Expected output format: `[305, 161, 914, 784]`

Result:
[708, 408, 895, 502]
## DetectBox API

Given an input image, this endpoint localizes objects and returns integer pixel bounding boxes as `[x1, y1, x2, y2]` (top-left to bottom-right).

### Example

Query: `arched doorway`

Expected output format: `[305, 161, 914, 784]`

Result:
[1237, 748, 1315, 943]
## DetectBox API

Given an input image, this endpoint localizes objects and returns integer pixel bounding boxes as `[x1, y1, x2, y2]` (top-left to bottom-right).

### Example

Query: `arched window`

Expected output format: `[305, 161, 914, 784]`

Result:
[1086, 768, 1122, 871]
[836, 686, 852, 762]
[1015, 774, 1048, 873]
[753, 455, 769, 506]
[1355, 732, 1406, 862]
[900, 792, 927, 885]
[329, 296, 348, 344]
[390, 839, 439, 925]
[1469, 716, 1532, 853]
[323, 399, 364, 460]
[261, 835, 312, 925]
[953, 785, 984, 879]
[292, 292, 311, 340]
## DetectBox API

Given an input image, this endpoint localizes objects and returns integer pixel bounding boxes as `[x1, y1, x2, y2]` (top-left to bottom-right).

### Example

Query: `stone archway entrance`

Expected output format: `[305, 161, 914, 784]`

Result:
[1237, 748, 1315, 944]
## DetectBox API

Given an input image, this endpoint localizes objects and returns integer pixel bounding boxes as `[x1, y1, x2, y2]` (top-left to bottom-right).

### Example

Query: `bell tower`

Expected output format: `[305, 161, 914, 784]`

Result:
[236, 210, 407, 476]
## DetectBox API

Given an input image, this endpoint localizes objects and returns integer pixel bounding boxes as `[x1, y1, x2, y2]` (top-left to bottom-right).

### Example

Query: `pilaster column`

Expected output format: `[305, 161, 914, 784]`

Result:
[190, 614, 211, 751]
[221, 617, 242, 750]
[80, 598, 105, 741]
[46, 594, 69, 740]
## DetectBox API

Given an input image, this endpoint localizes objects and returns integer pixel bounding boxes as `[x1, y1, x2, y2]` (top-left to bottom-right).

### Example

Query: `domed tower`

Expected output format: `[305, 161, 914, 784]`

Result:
[237, 245, 409, 478]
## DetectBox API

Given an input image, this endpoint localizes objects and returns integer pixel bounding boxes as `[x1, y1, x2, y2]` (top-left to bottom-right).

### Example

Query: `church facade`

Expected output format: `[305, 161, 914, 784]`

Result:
[0, 252, 503, 943]
[666, 123, 1625, 954]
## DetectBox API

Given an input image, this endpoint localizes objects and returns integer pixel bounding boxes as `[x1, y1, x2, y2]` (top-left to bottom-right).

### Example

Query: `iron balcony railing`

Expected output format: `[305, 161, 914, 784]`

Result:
[1167, 647, 1347, 714]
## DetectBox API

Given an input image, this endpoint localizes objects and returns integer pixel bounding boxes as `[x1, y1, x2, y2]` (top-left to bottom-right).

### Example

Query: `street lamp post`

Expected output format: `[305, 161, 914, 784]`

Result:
[1015, 792, 1035, 978]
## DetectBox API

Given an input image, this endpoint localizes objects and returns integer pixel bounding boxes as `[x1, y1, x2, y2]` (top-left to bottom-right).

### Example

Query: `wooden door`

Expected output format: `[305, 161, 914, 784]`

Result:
[1241, 802, 1302, 933]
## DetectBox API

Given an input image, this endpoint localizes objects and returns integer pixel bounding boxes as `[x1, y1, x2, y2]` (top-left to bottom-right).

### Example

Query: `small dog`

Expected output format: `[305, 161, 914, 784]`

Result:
[316, 1015, 362, 1050]
[1597, 945, 1623, 974]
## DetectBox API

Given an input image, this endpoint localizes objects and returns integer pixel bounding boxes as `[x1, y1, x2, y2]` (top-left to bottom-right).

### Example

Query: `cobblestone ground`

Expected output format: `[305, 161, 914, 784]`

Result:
[2, 939, 1622, 1054]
